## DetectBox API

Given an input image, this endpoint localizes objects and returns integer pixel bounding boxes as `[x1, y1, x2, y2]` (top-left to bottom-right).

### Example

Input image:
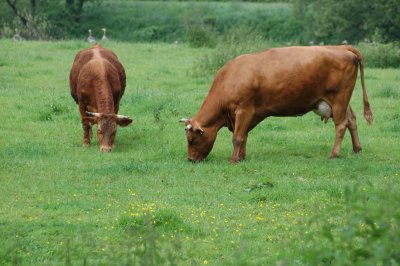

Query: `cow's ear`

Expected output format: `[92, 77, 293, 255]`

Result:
[116, 115, 132, 127]
[179, 118, 190, 125]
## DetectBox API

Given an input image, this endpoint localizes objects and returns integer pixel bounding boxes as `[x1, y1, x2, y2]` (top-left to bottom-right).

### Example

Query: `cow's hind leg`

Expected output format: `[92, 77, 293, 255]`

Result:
[347, 106, 362, 153]
[329, 105, 348, 159]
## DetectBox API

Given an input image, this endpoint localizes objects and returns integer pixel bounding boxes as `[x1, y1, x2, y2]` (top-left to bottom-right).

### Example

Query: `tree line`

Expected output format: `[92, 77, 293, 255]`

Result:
[0, 0, 398, 44]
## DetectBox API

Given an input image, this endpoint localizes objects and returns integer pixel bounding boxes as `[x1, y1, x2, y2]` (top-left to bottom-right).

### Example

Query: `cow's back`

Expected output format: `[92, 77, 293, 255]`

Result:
[214, 46, 359, 116]
[76, 58, 122, 114]
[69, 46, 126, 104]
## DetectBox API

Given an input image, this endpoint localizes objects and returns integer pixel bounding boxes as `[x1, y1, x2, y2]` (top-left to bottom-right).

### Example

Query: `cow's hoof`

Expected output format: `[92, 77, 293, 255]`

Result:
[328, 153, 339, 159]
[353, 146, 362, 153]
[229, 158, 240, 164]
[83, 142, 90, 148]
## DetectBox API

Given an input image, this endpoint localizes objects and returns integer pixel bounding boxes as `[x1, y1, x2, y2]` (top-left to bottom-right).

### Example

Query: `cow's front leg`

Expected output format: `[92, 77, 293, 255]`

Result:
[230, 109, 253, 163]
[238, 137, 247, 161]
[231, 135, 248, 163]
[78, 101, 93, 148]
[82, 119, 92, 147]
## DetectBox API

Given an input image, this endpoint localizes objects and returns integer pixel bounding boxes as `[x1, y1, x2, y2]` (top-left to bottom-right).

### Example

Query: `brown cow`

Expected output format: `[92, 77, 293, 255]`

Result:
[180, 45, 373, 163]
[70, 44, 132, 152]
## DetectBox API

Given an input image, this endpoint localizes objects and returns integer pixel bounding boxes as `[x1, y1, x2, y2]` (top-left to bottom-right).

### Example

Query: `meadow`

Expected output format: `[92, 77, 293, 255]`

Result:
[0, 39, 399, 265]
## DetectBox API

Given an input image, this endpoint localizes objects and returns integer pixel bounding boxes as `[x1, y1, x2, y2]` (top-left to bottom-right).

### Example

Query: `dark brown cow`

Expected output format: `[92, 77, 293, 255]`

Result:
[181, 45, 373, 163]
[70, 44, 132, 152]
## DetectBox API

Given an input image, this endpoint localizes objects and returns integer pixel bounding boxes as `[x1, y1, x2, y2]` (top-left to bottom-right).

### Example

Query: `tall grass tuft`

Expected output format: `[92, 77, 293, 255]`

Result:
[375, 85, 399, 98]
[118, 211, 183, 265]
[192, 27, 273, 77]
[184, 24, 216, 48]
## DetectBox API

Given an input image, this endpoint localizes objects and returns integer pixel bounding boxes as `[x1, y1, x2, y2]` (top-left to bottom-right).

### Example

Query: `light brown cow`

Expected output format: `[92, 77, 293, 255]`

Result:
[70, 44, 132, 152]
[181, 45, 373, 163]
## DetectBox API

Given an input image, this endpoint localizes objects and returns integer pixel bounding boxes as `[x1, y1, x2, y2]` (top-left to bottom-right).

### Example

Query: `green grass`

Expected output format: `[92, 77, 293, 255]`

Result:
[0, 39, 399, 265]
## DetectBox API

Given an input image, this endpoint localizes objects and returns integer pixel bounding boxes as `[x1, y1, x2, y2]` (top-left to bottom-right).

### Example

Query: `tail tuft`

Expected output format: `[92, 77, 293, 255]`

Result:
[364, 103, 373, 125]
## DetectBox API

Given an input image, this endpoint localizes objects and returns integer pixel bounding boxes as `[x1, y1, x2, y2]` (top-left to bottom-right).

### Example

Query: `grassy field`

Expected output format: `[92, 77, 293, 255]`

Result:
[0, 39, 399, 265]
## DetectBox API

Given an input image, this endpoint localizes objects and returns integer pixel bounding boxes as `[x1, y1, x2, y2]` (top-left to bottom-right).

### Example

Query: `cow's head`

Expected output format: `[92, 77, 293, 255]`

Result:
[86, 111, 132, 152]
[180, 118, 217, 162]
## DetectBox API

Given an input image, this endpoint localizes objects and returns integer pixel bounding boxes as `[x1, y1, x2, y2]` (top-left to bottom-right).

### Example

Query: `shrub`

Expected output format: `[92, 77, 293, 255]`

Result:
[132, 26, 159, 43]
[375, 85, 399, 99]
[357, 42, 400, 68]
[0, 13, 52, 40]
[301, 181, 400, 265]
[184, 24, 216, 48]
[192, 27, 272, 77]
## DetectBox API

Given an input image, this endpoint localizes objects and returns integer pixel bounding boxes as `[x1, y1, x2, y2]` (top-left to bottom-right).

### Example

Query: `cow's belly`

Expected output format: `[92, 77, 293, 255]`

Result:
[261, 101, 332, 124]
[256, 96, 316, 117]
[253, 78, 334, 115]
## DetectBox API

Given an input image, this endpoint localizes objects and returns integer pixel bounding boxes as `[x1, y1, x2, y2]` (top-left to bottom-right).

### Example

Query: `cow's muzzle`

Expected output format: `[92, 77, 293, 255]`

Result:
[188, 156, 204, 163]
[100, 146, 113, 152]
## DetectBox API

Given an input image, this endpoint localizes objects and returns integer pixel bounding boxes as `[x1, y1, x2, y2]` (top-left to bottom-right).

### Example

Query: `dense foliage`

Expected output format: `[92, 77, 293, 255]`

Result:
[190, 27, 400, 74]
[292, 0, 400, 44]
[1, 0, 399, 45]
[1, 1, 299, 43]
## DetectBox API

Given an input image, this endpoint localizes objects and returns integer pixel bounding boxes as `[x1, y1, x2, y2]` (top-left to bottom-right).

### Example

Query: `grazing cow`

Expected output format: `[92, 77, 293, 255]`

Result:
[70, 44, 132, 152]
[180, 45, 373, 163]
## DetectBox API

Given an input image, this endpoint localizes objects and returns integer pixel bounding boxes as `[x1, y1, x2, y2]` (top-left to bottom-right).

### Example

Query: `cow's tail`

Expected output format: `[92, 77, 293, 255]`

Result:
[346, 46, 373, 125]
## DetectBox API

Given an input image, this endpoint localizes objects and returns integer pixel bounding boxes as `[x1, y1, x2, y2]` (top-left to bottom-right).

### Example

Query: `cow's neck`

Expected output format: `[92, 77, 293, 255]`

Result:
[194, 91, 226, 132]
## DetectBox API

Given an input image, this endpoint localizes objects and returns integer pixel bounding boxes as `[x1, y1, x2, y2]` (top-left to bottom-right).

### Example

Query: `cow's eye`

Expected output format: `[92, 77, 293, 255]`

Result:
[188, 139, 195, 145]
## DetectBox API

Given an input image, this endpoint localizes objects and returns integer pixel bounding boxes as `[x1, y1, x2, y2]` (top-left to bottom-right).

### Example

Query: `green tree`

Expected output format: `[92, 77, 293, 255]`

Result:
[368, 0, 400, 42]
[292, 0, 400, 43]
[65, 0, 89, 23]
[2, 0, 49, 39]
[4, 0, 37, 26]
[1, 0, 101, 39]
